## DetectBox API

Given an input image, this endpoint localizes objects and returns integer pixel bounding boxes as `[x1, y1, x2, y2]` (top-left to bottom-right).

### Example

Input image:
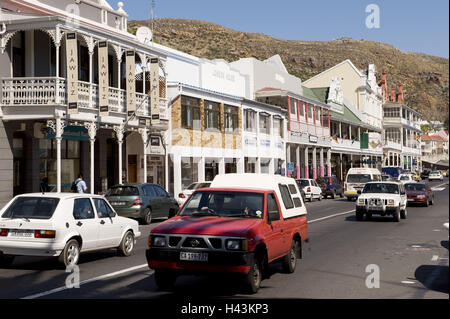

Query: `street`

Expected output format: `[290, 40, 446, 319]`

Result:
[0, 180, 448, 299]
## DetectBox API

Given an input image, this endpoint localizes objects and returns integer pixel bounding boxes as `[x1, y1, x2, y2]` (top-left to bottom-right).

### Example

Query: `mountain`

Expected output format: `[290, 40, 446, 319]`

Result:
[129, 18, 449, 124]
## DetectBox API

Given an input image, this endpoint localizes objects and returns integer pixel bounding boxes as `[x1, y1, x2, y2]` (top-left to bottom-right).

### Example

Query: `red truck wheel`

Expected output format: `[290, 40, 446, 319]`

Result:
[244, 257, 262, 294]
[281, 240, 298, 273]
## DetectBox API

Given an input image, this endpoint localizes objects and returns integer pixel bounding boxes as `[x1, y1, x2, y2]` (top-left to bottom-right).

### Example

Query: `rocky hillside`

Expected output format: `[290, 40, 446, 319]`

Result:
[129, 19, 449, 123]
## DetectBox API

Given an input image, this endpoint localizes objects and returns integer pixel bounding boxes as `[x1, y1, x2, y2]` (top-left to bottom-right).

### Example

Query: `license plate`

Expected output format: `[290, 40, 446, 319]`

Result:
[408, 199, 415, 202]
[180, 252, 208, 262]
[9, 230, 34, 238]
[112, 201, 127, 206]
[369, 206, 383, 211]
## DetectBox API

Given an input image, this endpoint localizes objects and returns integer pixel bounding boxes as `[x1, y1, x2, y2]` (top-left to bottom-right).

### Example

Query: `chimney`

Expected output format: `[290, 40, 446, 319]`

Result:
[390, 87, 396, 102]
[397, 84, 404, 104]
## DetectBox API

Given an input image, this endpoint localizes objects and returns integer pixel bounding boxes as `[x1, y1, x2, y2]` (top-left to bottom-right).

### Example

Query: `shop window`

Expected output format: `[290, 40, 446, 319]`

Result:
[181, 157, 198, 190]
[181, 96, 201, 130]
[259, 114, 270, 135]
[245, 157, 256, 173]
[225, 159, 237, 174]
[204, 100, 220, 131]
[244, 109, 257, 133]
[224, 105, 239, 134]
[205, 159, 219, 181]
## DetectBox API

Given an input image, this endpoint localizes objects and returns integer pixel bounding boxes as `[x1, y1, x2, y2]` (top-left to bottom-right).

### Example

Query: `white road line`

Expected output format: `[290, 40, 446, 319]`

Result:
[21, 263, 150, 300]
[431, 255, 439, 261]
[308, 210, 355, 224]
[401, 281, 416, 284]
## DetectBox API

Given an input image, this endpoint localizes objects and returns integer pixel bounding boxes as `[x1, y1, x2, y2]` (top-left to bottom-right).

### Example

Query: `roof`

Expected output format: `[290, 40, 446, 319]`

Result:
[302, 87, 328, 104]
[422, 135, 447, 141]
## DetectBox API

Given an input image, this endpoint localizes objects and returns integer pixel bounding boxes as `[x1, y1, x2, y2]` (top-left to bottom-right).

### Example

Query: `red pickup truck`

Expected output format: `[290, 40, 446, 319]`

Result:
[146, 174, 308, 293]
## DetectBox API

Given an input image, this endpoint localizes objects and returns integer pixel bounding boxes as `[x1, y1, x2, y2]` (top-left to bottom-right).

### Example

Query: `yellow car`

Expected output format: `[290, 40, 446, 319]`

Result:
[441, 170, 448, 177]
[413, 173, 421, 181]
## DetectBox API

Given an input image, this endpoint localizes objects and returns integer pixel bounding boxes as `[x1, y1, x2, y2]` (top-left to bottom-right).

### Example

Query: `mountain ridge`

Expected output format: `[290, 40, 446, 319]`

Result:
[129, 18, 449, 124]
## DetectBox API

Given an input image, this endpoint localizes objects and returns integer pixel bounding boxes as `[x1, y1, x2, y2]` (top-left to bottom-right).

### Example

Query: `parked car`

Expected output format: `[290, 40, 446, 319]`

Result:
[428, 171, 444, 182]
[296, 179, 322, 201]
[355, 182, 407, 222]
[404, 183, 434, 207]
[381, 175, 392, 181]
[440, 170, 448, 177]
[412, 172, 421, 181]
[420, 170, 431, 180]
[146, 174, 308, 294]
[344, 168, 382, 201]
[398, 174, 415, 184]
[177, 182, 211, 206]
[0, 193, 141, 267]
[316, 176, 344, 199]
[105, 184, 179, 225]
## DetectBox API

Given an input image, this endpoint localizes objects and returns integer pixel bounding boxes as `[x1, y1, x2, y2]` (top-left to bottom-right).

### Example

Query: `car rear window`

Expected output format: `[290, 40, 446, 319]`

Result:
[2, 197, 60, 220]
[106, 186, 139, 196]
[296, 180, 309, 187]
[405, 184, 426, 191]
[347, 174, 372, 183]
[279, 184, 294, 209]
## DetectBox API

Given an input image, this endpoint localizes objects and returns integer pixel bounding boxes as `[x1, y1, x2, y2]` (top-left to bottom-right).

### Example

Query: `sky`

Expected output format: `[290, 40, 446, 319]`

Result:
[121, 0, 449, 58]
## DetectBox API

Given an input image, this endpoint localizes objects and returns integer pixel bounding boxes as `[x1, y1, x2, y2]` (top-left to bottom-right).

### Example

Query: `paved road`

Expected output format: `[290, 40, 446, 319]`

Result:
[1, 180, 448, 299]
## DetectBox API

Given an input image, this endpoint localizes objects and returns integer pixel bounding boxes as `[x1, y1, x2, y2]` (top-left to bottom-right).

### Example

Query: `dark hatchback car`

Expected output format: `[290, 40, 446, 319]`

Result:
[420, 170, 431, 180]
[404, 183, 434, 207]
[105, 184, 179, 225]
[316, 176, 344, 199]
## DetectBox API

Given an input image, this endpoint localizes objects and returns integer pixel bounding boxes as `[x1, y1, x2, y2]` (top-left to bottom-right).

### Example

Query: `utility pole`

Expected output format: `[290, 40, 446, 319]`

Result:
[150, 0, 156, 42]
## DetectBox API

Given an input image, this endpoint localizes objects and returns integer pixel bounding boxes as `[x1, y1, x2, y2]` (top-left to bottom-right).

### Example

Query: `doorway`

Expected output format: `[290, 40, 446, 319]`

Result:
[128, 155, 137, 183]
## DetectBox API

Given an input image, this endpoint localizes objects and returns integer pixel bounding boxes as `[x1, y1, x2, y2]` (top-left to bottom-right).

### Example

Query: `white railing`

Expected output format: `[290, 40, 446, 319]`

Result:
[385, 140, 402, 150]
[1, 77, 167, 120]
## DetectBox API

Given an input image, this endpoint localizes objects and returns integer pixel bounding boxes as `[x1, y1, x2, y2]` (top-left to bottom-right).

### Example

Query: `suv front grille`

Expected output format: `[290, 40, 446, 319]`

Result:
[182, 237, 208, 248]
[168, 236, 182, 247]
[209, 238, 222, 249]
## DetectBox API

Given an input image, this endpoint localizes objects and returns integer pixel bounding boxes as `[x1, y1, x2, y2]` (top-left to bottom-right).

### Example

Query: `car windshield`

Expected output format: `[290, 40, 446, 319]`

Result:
[431, 171, 440, 174]
[296, 180, 309, 187]
[347, 174, 372, 183]
[179, 191, 264, 219]
[106, 186, 139, 196]
[1, 197, 60, 220]
[362, 183, 399, 194]
[405, 184, 426, 192]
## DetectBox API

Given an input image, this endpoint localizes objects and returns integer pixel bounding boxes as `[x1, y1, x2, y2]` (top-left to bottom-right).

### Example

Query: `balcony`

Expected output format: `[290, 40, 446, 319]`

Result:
[0, 77, 169, 120]
[289, 119, 330, 146]
[384, 140, 402, 151]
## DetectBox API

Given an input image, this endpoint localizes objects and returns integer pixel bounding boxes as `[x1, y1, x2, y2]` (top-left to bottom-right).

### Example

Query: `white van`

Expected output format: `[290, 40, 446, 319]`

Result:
[344, 168, 382, 201]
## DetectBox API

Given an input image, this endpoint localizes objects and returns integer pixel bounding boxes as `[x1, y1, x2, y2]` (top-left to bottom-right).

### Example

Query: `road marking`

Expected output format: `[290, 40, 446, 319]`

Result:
[431, 255, 439, 261]
[401, 281, 416, 284]
[308, 210, 355, 224]
[21, 263, 150, 299]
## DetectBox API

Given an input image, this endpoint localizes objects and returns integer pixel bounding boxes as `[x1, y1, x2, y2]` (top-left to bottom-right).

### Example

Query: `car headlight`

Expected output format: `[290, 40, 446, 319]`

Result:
[357, 198, 365, 206]
[417, 195, 426, 199]
[226, 239, 248, 251]
[151, 236, 166, 247]
[388, 199, 395, 206]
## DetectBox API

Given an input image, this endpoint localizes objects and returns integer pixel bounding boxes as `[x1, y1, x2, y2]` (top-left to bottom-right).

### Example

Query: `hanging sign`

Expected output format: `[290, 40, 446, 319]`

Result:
[98, 41, 109, 116]
[126, 50, 136, 117]
[66, 32, 78, 114]
[150, 57, 160, 125]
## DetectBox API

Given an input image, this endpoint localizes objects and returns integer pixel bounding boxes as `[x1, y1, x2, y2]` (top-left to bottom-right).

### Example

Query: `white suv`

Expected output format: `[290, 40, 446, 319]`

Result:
[355, 182, 407, 222]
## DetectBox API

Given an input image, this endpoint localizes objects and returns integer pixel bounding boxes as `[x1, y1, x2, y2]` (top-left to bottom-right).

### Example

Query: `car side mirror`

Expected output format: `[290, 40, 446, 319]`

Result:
[168, 208, 177, 218]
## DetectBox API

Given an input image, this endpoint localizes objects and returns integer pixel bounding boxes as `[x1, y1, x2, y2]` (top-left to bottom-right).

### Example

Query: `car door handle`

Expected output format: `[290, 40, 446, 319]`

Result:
[100, 220, 105, 225]
[76, 221, 83, 227]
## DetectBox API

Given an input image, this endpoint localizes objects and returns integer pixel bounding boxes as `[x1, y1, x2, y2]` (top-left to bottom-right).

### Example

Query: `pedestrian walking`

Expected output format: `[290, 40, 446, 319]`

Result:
[71, 173, 88, 194]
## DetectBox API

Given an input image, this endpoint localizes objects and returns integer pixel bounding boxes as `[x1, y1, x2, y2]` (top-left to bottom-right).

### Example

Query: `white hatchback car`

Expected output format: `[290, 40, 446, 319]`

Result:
[0, 193, 141, 267]
[398, 174, 415, 184]
[296, 179, 322, 202]
[428, 171, 444, 181]
[177, 182, 211, 206]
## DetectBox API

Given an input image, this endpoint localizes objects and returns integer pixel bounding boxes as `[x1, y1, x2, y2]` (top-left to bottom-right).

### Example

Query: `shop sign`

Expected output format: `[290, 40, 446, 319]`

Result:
[287, 162, 295, 172]
[98, 41, 109, 116]
[309, 135, 318, 143]
[150, 58, 160, 125]
[45, 125, 89, 141]
[260, 139, 271, 147]
[66, 32, 78, 115]
[126, 50, 136, 117]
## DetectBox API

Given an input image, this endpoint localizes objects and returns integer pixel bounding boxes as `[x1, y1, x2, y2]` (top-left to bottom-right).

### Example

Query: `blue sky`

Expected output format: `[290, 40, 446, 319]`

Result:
[122, 0, 449, 58]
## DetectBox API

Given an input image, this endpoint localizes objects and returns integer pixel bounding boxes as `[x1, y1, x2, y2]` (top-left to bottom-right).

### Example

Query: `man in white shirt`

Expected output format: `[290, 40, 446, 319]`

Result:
[74, 173, 88, 194]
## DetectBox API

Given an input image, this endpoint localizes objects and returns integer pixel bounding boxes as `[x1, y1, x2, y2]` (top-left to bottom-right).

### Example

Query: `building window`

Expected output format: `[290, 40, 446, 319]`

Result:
[245, 157, 256, 173]
[224, 105, 239, 134]
[308, 104, 313, 119]
[181, 157, 198, 190]
[273, 117, 283, 137]
[181, 96, 201, 130]
[204, 100, 220, 131]
[299, 102, 305, 117]
[244, 109, 257, 133]
[290, 99, 297, 115]
[259, 113, 270, 135]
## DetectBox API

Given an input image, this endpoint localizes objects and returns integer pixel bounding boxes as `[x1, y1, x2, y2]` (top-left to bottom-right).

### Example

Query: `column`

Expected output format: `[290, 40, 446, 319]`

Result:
[268, 158, 274, 175]
[198, 157, 205, 181]
[49, 117, 66, 193]
[114, 125, 125, 184]
[89, 48, 94, 109]
[219, 157, 225, 175]
[173, 154, 182, 199]
[256, 157, 261, 174]
[286, 145, 291, 177]
[296, 145, 300, 179]
[350, 154, 353, 168]
[85, 122, 98, 194]
[340, 153, 343, 182]
[339, 122, 342, 138]
[237, 157, 244, 174]
[55, 42, 61, 104]
[327, 149, 332, 177]
[304, 147, 309, 179]
[139, 128, 148, 183]
[312, 147, 317, 179]
[319, 148, 324, 177]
